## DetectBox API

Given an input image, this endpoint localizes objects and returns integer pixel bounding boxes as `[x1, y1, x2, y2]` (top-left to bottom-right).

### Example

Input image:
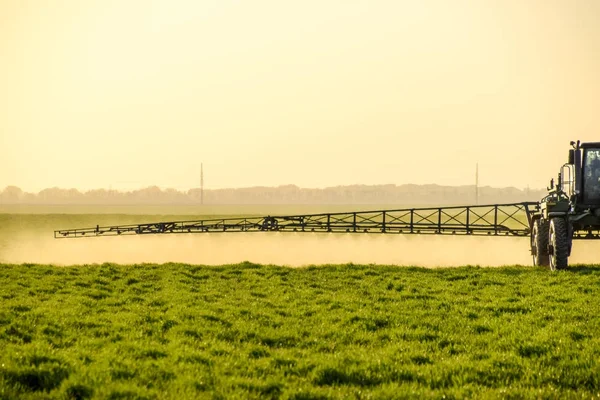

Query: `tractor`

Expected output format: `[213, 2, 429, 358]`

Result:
[531, 140, 600, 270]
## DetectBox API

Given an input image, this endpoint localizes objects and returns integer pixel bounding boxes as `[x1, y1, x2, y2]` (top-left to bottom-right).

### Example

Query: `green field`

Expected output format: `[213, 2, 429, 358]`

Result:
[1, 263, 599, 399]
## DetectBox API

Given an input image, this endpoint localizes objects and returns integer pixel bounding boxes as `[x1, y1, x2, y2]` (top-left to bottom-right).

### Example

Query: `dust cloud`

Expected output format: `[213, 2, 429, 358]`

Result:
[0, 232, 562, 267]
[3, 232, 599, 267]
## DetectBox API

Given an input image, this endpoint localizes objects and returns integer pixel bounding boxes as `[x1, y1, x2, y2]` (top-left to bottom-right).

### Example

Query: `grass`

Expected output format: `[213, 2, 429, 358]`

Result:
[0, 263, 599, 399]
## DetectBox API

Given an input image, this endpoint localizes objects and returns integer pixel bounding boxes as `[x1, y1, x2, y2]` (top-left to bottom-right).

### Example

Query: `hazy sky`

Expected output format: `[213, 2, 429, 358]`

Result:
[1, 0, 599, 192]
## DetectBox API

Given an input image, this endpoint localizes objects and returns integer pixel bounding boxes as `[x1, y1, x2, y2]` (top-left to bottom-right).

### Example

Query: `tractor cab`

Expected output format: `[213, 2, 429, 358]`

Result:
[580, 143, 600, 205]
[560, 141, 600, 207]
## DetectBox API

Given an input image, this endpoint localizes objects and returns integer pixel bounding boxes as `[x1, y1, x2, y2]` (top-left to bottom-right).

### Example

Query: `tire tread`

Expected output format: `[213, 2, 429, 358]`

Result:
[550, 218, 569, 270]
[533, 219, 549, 267]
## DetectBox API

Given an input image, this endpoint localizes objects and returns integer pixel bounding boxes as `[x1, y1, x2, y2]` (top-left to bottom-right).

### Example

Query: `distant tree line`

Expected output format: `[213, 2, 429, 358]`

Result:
[0, 184, 545, 205]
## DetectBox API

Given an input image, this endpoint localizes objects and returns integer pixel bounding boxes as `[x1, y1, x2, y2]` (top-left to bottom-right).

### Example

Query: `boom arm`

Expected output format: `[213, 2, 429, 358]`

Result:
[55, 202, 538, 239]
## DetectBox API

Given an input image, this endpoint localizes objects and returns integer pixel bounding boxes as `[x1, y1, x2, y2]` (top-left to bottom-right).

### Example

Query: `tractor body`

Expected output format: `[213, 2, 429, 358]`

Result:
[531, 141, 600, 269]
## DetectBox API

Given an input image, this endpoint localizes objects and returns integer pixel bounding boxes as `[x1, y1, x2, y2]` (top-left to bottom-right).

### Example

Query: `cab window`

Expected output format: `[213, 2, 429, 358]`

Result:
[583, 149, 600, 204]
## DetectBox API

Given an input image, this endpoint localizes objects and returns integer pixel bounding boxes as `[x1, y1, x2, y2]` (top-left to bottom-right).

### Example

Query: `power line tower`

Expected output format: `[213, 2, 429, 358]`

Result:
[200, 163, 204, 205]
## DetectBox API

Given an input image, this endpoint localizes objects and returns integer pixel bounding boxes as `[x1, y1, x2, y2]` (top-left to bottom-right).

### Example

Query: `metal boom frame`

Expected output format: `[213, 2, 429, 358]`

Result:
[55, 202, 539, 239]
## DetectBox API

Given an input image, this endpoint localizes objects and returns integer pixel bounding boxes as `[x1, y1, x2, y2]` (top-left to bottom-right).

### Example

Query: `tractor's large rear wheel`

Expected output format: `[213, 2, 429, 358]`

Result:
[531, 219, 549, 267]
[549, 218, 569, 271]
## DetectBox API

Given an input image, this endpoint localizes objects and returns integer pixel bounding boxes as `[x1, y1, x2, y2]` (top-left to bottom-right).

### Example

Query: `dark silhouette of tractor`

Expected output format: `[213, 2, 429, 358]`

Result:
[531, 140, 600, 270]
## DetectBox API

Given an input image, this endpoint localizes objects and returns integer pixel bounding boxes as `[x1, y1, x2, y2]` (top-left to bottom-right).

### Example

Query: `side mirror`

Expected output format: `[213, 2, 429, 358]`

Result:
[548, 178, 554, 190]
[569, 149, 575, 164]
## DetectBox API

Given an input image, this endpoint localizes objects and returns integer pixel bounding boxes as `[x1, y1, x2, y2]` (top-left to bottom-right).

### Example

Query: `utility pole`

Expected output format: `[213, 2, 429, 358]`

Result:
[475, 163, 479, 205]
[200, 163, 204, 205]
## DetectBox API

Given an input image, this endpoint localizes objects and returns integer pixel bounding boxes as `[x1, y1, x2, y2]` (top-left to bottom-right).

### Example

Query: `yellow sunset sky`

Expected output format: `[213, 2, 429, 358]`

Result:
[1, 0, 599, 192]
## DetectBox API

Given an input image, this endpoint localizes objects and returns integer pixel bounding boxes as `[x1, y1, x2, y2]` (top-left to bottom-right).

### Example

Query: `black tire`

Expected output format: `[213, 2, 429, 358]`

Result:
[549, 218, 569, 271]
[531, 219, 549, 267]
